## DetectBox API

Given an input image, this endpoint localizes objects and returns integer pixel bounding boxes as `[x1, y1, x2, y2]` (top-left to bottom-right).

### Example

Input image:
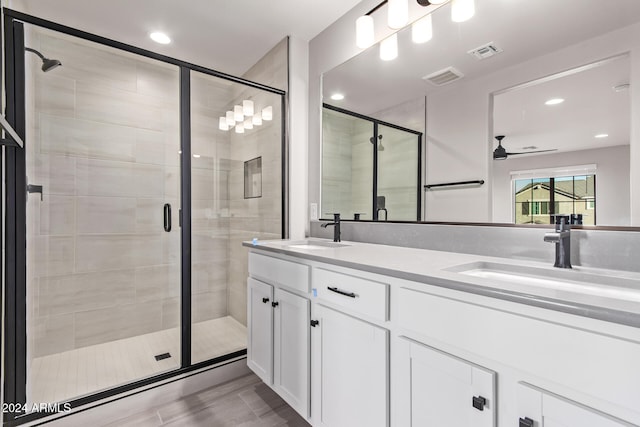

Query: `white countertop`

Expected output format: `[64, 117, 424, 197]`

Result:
[244, 238, 640, 328]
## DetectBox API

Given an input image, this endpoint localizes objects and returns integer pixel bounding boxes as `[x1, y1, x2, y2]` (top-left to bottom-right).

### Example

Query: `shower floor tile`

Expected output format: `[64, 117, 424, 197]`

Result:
[28, 316, 247, 405]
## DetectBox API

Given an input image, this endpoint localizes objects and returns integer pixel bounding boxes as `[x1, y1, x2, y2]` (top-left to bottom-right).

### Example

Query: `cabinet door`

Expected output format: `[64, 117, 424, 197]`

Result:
[273, 288, 310, 418]
[396, 338, 495, 427]
[517, 383, 635, 427]
[312, 304, 388, 427]
[247, 278, 273, 384]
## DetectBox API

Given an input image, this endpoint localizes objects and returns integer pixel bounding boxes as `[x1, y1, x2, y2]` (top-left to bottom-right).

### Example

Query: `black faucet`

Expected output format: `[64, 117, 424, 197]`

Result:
[543, 216, 572, 269]
[321, 213, 341, 242]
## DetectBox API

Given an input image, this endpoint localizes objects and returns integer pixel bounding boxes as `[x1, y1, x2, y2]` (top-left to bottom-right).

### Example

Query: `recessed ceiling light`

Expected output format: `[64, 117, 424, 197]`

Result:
[330, 93, 345, 101]
[150, 32, 171, 44]
[545, 98, 564, 106]
[594, 133, 609, 138]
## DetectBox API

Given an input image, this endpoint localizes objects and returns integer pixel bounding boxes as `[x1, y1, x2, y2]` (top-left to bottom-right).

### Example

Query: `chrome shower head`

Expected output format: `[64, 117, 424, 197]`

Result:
[25, 47, 62, 72]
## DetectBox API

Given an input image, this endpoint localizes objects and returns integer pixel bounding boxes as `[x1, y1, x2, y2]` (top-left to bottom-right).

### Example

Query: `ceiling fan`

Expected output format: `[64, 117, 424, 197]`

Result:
[493, 135, 557, 160]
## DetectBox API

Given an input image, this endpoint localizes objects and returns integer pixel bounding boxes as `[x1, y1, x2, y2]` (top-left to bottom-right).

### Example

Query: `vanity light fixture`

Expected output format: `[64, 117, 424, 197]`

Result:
[594, 133, 609, 138]
[252, 115, 263, 126]
[356, 15, 375, 48]
[388, 0, 409, 29]
[150, 32, 171, 44]
[412, 13, 433, 43]
[234, 105, 244, 122]
[243, 100, 254, 116]
[244, 118, 254, 130]
[225, 111, 235, 127]
[219, 117, 230, 131]
[262, 106, 273, 121]
[330, 93, 345, 101]
[380, 33, 399, 61]
[451, 0, 475, 22]
[545, 98, 565, 106]
[235, 123, 245, 134]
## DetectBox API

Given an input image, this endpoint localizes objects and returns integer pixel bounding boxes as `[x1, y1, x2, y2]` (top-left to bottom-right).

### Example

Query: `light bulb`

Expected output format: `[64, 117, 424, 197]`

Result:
[380, 34, 398, 61]
[412, 14, 433, 44]
[244, 118, 253, 130]
[226, 111, 235, 126]
[235, 123, 244, 134]
[262, 106, 273, 121]
[243, 100, 254, 116]
[451, 0, 475, 23]
[219, 117, 229, 131]
[234, 105, 244, 122]
[388, 0, 408, 29]
[356, 15, 375, 49]
[252, 115, 263, 126]
[150, 32, 171, 44]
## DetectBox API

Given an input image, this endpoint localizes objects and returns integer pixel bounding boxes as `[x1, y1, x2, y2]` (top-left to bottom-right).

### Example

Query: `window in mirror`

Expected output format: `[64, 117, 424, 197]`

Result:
[514, 174, 596, 225]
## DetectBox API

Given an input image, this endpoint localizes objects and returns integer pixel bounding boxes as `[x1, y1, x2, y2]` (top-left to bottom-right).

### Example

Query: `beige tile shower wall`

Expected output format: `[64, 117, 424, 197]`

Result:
[190, 73, 234, 327]
[227, 40, 288, 326]
[26, 30, 181, 357]
[322, 110, 354, 216]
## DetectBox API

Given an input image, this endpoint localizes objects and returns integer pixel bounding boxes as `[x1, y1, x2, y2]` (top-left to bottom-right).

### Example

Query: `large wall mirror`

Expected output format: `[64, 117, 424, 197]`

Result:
[321, 0, 640, 227]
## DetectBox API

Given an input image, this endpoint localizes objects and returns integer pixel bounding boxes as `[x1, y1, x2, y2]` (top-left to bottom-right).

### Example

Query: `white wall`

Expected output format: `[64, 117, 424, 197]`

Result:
[310, 13, 640, 225]
[492, 146, 630, 226]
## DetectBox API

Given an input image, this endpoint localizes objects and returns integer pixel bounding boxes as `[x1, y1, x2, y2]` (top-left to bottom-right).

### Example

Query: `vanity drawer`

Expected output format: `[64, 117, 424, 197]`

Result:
[249, 252, 310, 294]
[314, 268, 389, 321]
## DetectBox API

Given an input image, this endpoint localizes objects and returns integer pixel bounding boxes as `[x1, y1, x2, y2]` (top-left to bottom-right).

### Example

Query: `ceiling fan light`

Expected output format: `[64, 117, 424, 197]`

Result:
[388, 0, 409, 29]
[451, 0, 475, 22]
[412, 14, 433, 44]
[380, 33, 398, 61]
[356, 15, 375, 49]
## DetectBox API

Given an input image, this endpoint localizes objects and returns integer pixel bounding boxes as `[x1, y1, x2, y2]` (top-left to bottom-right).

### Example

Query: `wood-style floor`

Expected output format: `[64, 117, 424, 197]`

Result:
[104, 373, 311, 427]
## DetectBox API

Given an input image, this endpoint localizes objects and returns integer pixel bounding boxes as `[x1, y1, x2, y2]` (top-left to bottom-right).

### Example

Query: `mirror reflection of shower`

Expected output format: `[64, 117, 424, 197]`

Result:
[370, 134, 384, 151]
[25, 47, 62, 72]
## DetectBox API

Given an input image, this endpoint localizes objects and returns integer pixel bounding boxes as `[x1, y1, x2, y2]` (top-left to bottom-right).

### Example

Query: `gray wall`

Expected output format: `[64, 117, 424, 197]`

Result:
[310, 221, 640, 273]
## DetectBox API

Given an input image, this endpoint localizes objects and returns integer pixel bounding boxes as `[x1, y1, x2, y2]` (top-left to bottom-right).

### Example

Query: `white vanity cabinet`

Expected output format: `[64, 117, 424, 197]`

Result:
[517, 383, 636, 427]
[247, 253, 311, 419]
[395, 337, 496, 427]
[247, 246, 640, 426]
[311, 267, 390, 427]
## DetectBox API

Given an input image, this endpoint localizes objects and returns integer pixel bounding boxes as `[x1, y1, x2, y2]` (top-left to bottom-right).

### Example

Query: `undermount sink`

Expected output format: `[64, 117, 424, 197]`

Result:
[446, 261, 640, 303]
[285, 240, 350, 250]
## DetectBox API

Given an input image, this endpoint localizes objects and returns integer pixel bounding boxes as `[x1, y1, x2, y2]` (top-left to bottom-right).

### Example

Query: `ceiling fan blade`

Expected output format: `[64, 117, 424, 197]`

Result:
[506, 149, 558, 156]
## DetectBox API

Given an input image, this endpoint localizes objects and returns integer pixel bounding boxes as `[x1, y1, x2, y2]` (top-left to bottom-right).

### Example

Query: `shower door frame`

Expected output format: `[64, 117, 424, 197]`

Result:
[1, 9, 287, 426]
[322, 103, 423, 221]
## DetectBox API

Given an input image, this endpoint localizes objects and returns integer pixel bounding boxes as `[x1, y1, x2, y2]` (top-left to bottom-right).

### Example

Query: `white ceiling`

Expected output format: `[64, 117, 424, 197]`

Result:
[9, 0, 362, 76]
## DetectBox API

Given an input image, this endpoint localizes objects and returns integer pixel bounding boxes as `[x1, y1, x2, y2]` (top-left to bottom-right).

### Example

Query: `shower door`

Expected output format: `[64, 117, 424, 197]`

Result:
[21, 24, 182, 405]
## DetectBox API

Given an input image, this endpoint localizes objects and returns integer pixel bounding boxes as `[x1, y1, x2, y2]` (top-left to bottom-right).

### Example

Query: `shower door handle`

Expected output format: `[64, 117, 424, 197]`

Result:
[163, 203, 172, 232]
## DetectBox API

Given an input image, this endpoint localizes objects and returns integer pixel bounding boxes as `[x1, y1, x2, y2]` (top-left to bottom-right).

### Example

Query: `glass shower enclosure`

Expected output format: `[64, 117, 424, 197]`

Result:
[321, 104, 422, 221]
[2, 11, 285, 424]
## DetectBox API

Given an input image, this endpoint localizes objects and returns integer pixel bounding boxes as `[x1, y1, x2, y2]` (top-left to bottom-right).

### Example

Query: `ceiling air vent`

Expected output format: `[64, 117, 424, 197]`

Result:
[422, 67, 464, 86]
[468, 42, 503, 60]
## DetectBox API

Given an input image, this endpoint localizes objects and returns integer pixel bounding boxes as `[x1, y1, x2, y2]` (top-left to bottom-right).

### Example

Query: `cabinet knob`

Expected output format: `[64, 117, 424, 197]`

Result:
[271, 301, 279, 308]
[472, 395, 486, 411]
[519, 417, 534, 427]
[262, 297, 269, 304]
[310, 320, 319, 327]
